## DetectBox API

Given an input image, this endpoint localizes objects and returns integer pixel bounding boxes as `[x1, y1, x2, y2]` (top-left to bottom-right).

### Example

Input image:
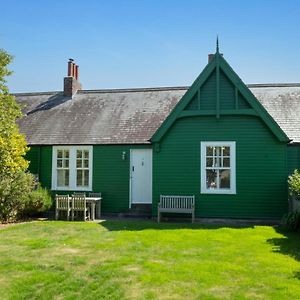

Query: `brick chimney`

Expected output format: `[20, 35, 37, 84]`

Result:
[208, 53, 223, 63]
[64, 58, 82, 97]
[208, 54, 215, 62]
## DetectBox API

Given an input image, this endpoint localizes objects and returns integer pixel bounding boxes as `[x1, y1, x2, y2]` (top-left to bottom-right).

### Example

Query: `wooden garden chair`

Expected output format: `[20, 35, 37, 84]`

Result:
[73, 192, 86, 196]
[55, 194, 71, 221]
[71, 194, 89, 221]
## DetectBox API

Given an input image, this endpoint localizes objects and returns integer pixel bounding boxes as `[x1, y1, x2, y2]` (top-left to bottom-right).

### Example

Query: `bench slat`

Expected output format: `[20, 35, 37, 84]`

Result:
[158, 195, 195, 223]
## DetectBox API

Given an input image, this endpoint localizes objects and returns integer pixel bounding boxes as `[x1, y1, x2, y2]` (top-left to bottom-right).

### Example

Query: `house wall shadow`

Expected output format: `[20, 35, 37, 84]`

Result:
[98, 219, 255, 231]
[267, 226, 300, 262]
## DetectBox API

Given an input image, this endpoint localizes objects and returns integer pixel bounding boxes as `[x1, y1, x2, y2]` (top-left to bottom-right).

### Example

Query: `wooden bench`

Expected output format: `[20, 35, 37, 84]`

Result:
[158, 195, 195, 223]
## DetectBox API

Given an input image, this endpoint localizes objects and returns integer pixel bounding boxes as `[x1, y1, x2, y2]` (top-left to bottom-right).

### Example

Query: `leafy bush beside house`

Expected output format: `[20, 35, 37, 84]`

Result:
[23, 186, 52, 217]
[0, 48, 52, 222]
[285, 170, 300, 231]
[288, 169, 300, 214]
[288, 169, 300, 200]
[0, 172, 34, 222]
[0, 171, 52, 222]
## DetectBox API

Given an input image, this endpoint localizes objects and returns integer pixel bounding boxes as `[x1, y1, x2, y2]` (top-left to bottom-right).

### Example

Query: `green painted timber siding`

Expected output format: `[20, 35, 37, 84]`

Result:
[26, 146, 52, 189]
[153, 115, 288, 219]
[287, 145, 300, 174]
[26, 146, 39, 174]
[93, 145, 151, 213]
[26, 145, 151, 213]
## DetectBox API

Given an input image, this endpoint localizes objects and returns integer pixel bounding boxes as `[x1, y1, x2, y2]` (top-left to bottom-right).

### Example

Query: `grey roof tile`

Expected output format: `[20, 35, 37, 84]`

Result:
[15, 84, 300, 145]
[251, 86, 300, 143]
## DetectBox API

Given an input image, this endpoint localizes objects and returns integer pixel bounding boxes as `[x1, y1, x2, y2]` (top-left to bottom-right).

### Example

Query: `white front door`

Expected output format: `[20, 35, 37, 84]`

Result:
[130, 149, 152, 204]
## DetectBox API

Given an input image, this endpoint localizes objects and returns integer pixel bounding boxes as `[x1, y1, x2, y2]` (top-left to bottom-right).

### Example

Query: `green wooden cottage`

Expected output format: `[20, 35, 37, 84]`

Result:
[15, 47, 300, 220]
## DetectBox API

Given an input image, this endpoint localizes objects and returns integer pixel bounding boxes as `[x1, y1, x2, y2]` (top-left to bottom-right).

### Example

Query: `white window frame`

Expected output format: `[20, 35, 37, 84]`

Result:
[201, 141, 236, 194]
[52, 146, 93, 191]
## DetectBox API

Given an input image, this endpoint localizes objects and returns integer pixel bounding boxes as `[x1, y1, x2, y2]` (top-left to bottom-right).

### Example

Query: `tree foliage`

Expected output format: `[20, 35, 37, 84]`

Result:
[0, 49, 52, 222]
[0, 49, 29, 178]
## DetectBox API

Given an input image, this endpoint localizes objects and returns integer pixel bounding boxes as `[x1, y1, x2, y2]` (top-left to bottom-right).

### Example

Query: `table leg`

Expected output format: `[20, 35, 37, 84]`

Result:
[97, 200, 101, 219]
[91, 203, 95, 221]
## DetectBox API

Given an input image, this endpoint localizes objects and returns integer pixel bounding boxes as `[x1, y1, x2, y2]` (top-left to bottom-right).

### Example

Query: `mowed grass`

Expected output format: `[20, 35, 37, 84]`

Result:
[0, 220, 299, 299]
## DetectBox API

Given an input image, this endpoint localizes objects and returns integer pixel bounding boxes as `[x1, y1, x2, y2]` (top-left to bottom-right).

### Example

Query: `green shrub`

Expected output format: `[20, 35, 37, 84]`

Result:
[0, 172, 52, 222]
[0, 171, 35, 222]
[23, 186, 52, 216]
[288, 169, 300, 200]
[284, 211, 300, 232]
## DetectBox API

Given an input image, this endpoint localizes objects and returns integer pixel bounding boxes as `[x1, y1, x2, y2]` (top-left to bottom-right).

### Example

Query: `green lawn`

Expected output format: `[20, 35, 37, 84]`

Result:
[0, 220, 299, 299]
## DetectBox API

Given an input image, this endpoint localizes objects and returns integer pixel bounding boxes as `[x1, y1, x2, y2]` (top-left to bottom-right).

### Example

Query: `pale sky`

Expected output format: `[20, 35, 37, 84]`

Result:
[2, 0, 300, 93]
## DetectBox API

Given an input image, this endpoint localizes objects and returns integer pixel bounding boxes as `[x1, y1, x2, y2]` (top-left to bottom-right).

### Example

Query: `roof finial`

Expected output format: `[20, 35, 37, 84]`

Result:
[216, 35, 219, 53]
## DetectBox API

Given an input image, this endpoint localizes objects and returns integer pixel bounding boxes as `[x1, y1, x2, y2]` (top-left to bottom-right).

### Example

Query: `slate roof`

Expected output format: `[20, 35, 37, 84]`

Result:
[249, 85, 300, 144]
[15, 84, 300, 145]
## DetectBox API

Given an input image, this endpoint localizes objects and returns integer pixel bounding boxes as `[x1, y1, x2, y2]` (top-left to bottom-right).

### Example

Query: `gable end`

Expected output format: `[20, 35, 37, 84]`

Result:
[151, 53, 289, 143]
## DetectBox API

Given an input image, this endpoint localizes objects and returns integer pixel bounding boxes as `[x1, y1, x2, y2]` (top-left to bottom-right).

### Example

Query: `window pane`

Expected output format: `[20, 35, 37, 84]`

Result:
[214, 147, 221, 156]
[214, 157, 221, 167]
[57, 150, 63, 158]
[57, 170, 64, 186]
[206, 170, 217, 189]
[57, 159, 62, 168]
[64, 150, 69, 158]
[65, 170, 69, 186]
[223, 147, 230, 157]
[84, 159, 89, 168]
[77, 170, 83, 186]
[57, 170, 69, 187]
[84, 150, 89, 159]
[84, 170, 89, 186]
[206, 146, 213, 156]
[220, 169, 230, 188]
[223, 158, 230, 167]
[76, 159, 82, 168]
[206, 158, 213, 167]
[77, 150, 82, 158]
[63, 159, 69, 168]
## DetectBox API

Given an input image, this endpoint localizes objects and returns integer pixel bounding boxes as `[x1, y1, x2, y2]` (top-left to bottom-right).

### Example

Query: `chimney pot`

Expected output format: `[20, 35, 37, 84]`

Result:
[68, 60, 73, 77]
[72, 63, 76, 79]
[64, 59, 81, 97]
[75, 65, 79, 80]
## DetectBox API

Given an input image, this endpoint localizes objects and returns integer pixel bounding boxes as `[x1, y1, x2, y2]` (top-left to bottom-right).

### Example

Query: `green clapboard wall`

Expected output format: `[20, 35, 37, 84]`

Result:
[26, 145, 151, 213]
[153, 115, 288, 219]
[151, 52, 288, 219]
[287, 145, 300, 175]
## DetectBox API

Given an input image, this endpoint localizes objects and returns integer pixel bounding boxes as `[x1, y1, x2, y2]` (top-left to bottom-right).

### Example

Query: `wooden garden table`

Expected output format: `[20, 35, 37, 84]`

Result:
[85, 197, 102, 221]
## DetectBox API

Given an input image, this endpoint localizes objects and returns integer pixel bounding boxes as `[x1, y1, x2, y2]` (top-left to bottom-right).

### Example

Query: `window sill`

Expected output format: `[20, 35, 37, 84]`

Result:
[201, 189, 236, 195]
[52, 187, 92, 192]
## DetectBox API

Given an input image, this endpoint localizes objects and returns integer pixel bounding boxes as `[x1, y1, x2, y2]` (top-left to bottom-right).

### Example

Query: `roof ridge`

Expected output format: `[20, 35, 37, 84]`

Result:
[247, 83, 300, 88]
[12, 91, 62, 96]
[12, 83, 300, 96]
[78, 86, 189, 94]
